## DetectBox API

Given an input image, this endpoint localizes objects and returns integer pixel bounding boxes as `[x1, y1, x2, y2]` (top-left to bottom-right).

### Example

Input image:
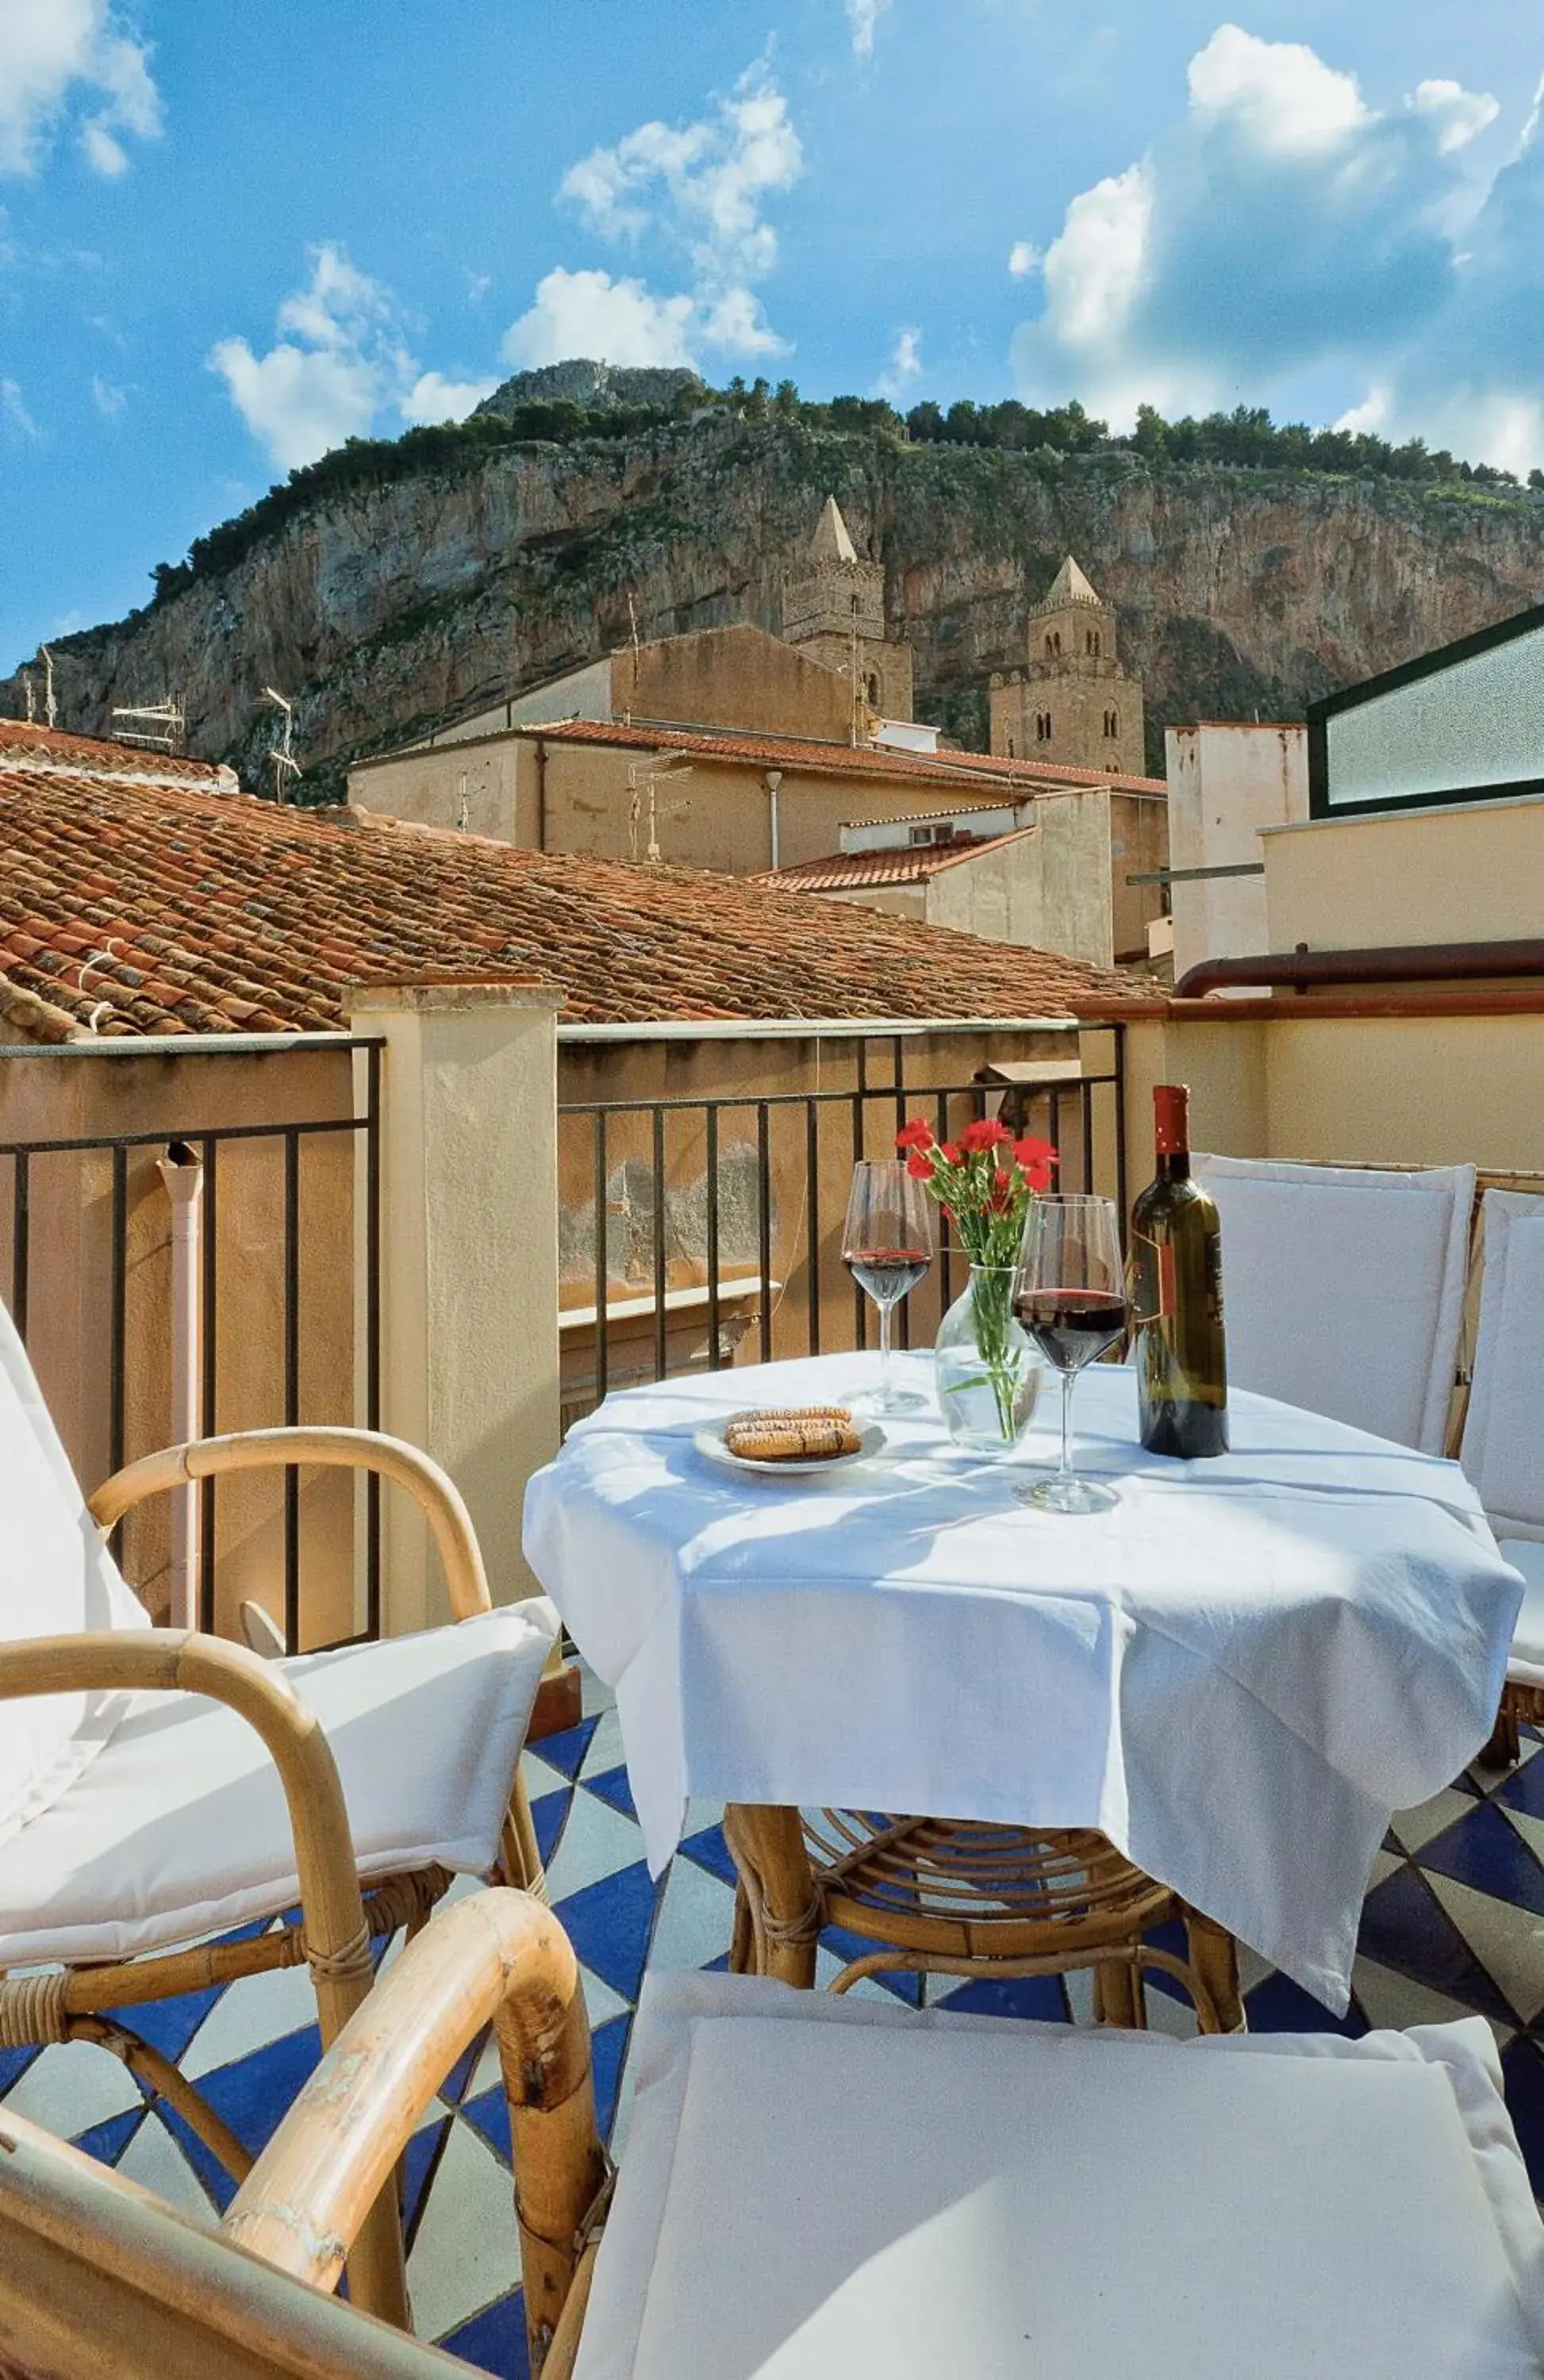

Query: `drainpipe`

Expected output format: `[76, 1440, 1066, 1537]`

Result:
[765, 769, 782, 871]
[156, 1142, 203, 1630]
[1174, 937, 1544, 1000]
[536, 735, 548, 851]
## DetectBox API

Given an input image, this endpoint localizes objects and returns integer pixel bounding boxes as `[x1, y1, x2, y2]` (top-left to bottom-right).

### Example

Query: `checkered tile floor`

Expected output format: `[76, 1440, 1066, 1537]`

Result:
[7, 1668, 1544, 2377]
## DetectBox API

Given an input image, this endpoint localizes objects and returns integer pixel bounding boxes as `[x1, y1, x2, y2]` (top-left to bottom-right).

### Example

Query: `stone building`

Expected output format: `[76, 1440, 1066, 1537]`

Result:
[781, 496, 914, 724]
[989, 556, 1146, 777]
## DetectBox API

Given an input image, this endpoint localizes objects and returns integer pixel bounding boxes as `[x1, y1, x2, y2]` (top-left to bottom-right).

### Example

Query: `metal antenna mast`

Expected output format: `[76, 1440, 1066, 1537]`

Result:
[39, 647, 57, 731]
[112, 696, 186, 754]
[260, 687, 302, 802]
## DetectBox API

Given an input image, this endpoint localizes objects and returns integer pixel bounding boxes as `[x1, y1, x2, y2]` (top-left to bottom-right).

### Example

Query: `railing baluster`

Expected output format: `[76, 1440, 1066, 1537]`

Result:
[851, 1046, 867, 1349]
[199, 1136, 218, 1633]
[757, 1102, 773, 1364]
[805, 1097, 820, 1357]
[705, 1105, 721, 1371]
[109, 1146, 128, 1485]
[283, 1129, 301, 1654]
[365, 1043, 382, 1641]
[593, 1108, 609, 1408]
[934, 1088, 952, 1315]
[11, 1150, 28, 1344]
[651, 1107, 667, 1384]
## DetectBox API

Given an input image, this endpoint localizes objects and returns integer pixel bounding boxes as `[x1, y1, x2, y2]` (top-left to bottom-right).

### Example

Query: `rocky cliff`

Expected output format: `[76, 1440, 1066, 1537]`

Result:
[11, 416, 1544, 793]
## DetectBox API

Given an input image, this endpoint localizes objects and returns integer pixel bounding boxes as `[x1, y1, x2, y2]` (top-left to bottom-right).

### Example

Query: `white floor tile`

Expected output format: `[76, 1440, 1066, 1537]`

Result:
[545, 1789, 647, 1906]
[648, 1859, 737, 1975]
[408, 2114, 523, 2344]
[1352, 1953, 1514, 2051]
[118, 2109, 220, 2217]
[183, 1963, 317, 2079]
[1499, 1801, 1544, 1871]
[1143, 1982, 1199, 2040]
[1368, 1847, 1406, 1891]
[1390, 1787, 1477, 1856]
[2, 2040, 140, 2136]
[1425, 1871, 1544, 2025]
[578, 1707, 626, 1779]
[581, 1665, 611, 1718]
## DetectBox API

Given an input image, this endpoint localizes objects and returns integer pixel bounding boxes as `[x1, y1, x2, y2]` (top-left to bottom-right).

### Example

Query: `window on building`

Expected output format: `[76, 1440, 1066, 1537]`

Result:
[1044, 635, 1054, 661]
[866, 672, 880, 706]
[1086, 629, 1100, 657]
[1104, 709, 1118, 737]
[1006, 735, 1015, 757]
[1035, 711, 1051, 741]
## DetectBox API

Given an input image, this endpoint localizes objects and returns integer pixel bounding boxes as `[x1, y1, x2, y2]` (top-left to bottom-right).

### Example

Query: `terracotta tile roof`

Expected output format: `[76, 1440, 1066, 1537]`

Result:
[0, 718, 240, 791]
[361, 713, 1166, 799]
[758, 831, 1033, 892]
[0, 763, 1154, 1038]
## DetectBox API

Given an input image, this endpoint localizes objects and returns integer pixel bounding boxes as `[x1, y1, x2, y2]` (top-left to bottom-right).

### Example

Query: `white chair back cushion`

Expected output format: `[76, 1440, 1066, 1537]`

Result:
[575, 1973, 1544, 2380]
[1193, 1155, 1475, 1452]
[1463, 1190, 1544, 1537]
[0, 1295, 148, 1846]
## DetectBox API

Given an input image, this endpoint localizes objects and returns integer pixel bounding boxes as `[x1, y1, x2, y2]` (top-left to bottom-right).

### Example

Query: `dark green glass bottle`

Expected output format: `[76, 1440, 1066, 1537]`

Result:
[1129, 1084, 1228, 1458]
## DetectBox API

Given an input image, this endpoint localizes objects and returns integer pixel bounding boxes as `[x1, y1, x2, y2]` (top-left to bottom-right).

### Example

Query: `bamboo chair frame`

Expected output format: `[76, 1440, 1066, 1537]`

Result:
[722, 1802, 1242, 2030]
[0, 1888, 607, 2380]
[0, 1426, 547, 2330]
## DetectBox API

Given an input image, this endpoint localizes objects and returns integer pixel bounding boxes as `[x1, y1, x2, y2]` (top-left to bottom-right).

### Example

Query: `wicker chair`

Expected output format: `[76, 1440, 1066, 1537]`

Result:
[1, 1888, 1538, 2380]
[0, 1294, 557, 2326]
[1460, 1188, 1544, 1764]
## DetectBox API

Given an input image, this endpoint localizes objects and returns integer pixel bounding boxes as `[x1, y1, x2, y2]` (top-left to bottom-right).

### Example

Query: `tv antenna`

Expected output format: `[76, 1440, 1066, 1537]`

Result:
[626, 754, 692, 865]
[20, 670, 35, 724]
[112, 695, 186, 754]
[260, 686, 302, 802]
[38, 647, 57, 730]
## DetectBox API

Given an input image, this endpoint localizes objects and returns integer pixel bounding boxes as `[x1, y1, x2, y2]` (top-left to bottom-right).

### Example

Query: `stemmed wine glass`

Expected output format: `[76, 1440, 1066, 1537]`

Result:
[843, 1159, 936, 1415]
[1012, 1195, 1128, 1513]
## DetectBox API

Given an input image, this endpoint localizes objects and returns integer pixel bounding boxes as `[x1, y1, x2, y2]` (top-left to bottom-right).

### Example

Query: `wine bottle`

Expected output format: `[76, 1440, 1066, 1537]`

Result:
[1129, 1084, 1228, 1458]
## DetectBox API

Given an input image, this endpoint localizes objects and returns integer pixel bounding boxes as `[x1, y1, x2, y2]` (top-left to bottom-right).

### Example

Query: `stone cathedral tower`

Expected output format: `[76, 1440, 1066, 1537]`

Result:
[782, 496, 914, 722]
[989, 556, 1146, 776]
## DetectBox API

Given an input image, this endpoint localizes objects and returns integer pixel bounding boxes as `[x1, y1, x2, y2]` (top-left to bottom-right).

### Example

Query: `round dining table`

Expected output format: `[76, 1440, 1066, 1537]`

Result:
[522, 1350, 1522, 2018]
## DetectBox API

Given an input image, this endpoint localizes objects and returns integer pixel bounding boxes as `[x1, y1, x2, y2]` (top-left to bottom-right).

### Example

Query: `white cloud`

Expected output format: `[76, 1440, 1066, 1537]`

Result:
[1, 378, 40, 440]
[845, 0, 890, 60]
[505, 61, 804, 371]
[463, 268, 491, 305]
[401, 367, 500, 423]
[1008, 240, 1040, 278]
[1010, 24, 1540, 468]
[502, 268, 695, 370]
[90, 372, 125, 416]
[0, 0, 163, 178]
[875, 325, 922, 401]
[212, 244, 511, 466]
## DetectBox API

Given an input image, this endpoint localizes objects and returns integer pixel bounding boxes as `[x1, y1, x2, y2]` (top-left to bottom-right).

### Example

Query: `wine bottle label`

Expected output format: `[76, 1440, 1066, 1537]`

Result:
[1207, 1230, 1225, 1326]
[1129, 1230, 1174, 1328]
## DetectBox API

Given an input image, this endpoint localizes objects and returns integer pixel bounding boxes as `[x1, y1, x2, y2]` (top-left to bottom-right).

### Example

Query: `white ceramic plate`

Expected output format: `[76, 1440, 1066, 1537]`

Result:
[693, 1415, 886, 1476]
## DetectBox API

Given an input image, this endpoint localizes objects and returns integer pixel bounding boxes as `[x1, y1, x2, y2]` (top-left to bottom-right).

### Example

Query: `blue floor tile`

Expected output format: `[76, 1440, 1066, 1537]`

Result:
[123, 1982, 226, 2066]
[1498, 1756, 1544, 1821]
[1243, 1971, 1365, 2037]
[582, 1764, 637, 1822]
[937, 1973, 1071, 2023]
[403, 2115, 452, 2246]
[533, 1718, 601, 1782]
[152, 2098, 236, 2213]
[1502, 2036, 1544, 2199]
[440, 2024, 493, 2108]
[1358, 1864, 1516, 2025]
[0, 2045, 38, 2098]
[1419, 1798, 1544, 1918]
[72, 2106, 145, 2165]
[592, 2013, 632, 2145]
[462, 2085, 511, 2165]
[554, 1860, 659, 2003]
[440, 2290, 530, 2380]
[531, 1786, 570, 1868]
[678, 1821, 738, 1888]
[198, 2023, 323, 2160]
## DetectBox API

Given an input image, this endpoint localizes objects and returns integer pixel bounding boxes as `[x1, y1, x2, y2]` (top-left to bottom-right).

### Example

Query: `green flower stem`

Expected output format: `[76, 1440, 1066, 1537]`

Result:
[966, 1265, 1021, 1438]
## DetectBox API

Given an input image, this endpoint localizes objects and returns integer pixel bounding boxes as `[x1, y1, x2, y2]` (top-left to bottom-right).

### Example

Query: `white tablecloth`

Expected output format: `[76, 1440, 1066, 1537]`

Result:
[523, 1353, 1523, 2010]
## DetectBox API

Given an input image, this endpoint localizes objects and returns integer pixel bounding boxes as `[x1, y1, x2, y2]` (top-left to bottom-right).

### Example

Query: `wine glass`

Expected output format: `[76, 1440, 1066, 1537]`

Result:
[842, 1159, 936, 1415]
[1012, 1195, 1128, 1514]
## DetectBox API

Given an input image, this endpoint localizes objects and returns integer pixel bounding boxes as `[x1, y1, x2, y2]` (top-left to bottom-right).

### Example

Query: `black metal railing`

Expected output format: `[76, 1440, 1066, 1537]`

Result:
[0, 1040, 382, 1651]
[558, 1027, 1125, 1423]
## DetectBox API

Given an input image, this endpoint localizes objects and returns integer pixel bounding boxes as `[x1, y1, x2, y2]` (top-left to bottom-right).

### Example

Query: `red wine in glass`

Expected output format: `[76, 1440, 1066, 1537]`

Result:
[845, 1248, 931, 1307]
[1014, 1288, 1130, 1375]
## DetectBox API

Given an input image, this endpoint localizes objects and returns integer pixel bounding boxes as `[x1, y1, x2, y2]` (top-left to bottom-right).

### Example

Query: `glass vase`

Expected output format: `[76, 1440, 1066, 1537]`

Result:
[934, 1264, 1042, 1453]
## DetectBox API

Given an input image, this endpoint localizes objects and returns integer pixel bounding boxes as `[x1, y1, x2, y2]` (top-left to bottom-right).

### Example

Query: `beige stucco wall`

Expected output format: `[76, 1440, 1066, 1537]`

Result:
[1263, 792, 1544, 952]
[1167, 724, 1308, 978]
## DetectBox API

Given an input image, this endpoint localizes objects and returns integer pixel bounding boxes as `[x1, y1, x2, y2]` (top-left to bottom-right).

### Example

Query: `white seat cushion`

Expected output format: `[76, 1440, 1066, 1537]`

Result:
[575, 1974, 1544, 2380]
[0, 1298, 149, 1847]
[1464, 1192, 1544, 1536]
[0, 1599, 558, 1966]
[1193, 1156, 1474, 1452]
[1503, 1540, 1544, 1689]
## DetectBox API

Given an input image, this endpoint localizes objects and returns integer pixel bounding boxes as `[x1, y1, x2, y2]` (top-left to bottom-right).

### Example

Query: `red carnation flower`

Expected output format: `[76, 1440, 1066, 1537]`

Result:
[895, 1118, 935, 1152]
[905, 1152, 935, 1180]
[939, 1141, 962, 1165]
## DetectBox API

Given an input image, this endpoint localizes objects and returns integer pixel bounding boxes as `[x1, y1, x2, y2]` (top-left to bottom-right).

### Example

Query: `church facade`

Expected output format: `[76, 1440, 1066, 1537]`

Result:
[989, 556, 1146, 777]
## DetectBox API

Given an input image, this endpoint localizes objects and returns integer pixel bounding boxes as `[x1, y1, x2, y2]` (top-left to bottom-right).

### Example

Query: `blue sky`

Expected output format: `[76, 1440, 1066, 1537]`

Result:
[2, 1, 1542, 670]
